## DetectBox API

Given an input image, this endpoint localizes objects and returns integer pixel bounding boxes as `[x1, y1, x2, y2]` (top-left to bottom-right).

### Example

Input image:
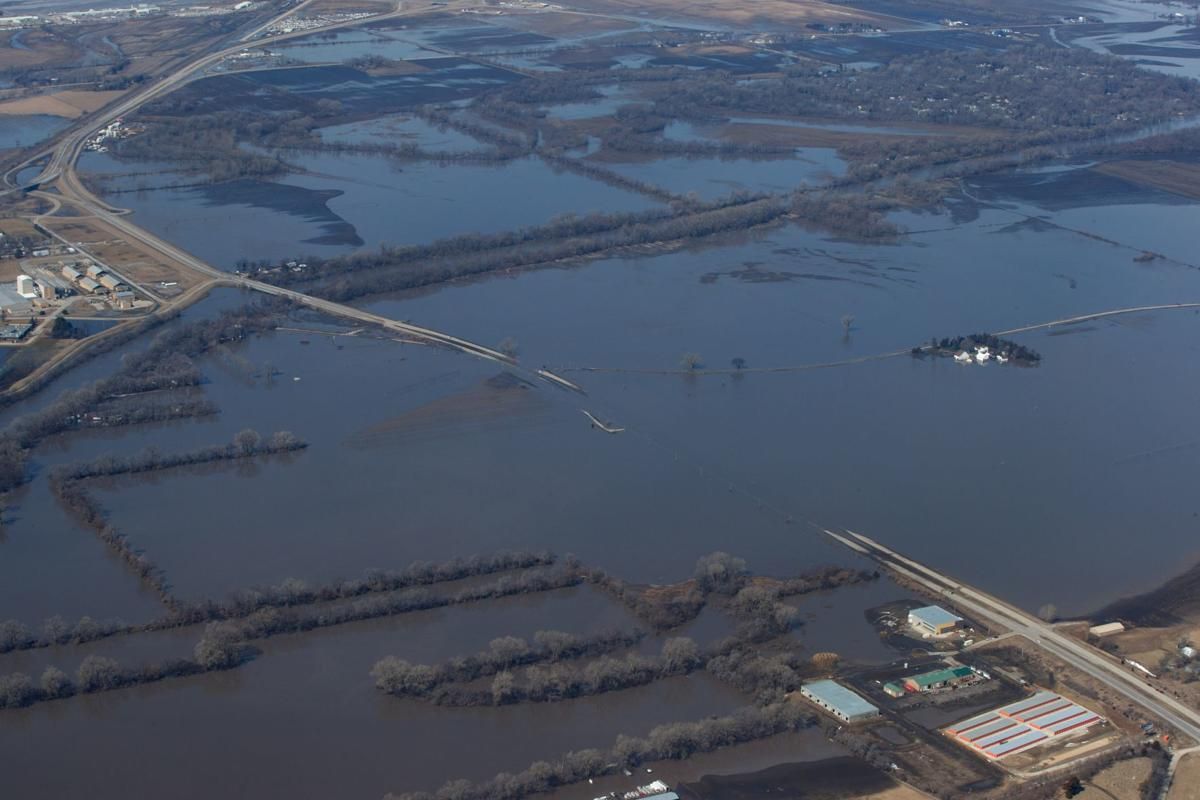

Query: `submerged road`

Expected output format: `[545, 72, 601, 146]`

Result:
[821, 528, 1200, 745]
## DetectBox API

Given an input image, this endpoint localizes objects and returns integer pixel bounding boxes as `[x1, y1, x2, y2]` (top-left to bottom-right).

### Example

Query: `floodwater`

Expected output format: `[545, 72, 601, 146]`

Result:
[273, 29, 440, 64]
[42, 165, 1200, 619]
[600, 151, 846, 198]
[1068, 22, 1200, 80]
[318, 114, 490, 152]
[0, 114, 67, 151]
[82, 151, 662, 268]
[0, 585, 748, 799]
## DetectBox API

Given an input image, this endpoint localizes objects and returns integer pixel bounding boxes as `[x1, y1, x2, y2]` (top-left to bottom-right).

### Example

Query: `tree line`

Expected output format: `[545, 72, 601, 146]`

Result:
[385, 701, 816, 800]
[370, 628, 647, 698]
[277, 197, 791, 304]
[0, 302, 286, 495]
[0, 564, 583, 712]
[46, 430, 308, 606]
[0, 550, 557, 656]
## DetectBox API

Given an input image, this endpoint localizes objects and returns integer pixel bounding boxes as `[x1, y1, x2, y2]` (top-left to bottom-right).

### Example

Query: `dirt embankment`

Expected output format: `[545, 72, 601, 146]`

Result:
[1094, 558, 1200, 627]
[1093, 160, 1200, 201]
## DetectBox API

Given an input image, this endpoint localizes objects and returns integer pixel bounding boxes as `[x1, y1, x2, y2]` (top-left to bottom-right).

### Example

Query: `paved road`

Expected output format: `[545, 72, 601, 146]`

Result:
[2, 0, 424, 194]
[822, 528, 1200, 745]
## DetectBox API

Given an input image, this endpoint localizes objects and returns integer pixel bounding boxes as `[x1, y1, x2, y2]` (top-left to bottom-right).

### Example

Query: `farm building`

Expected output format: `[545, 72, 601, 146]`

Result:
[1089, 622, 1125, 638]
[903, 665, 975, 693]
[909, 605, 962, 636]
[800, 680, 879, 723]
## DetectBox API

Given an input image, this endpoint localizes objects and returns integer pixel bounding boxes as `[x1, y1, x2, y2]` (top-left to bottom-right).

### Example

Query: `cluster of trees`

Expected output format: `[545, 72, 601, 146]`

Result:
[585, 571, 707, 630]
[77, 397, 219, 429]
[376, 636, 702, 707]
[113, 100, 346, 184]
[728, 584, 802, 641]
[386, 702, 816, 800]
[370, 628, 645, 697]
[706, 649, 806, 704]
[921, 333, 1041, 364]
[653, 47, 1199, 136]
[791, 191, 900, 240]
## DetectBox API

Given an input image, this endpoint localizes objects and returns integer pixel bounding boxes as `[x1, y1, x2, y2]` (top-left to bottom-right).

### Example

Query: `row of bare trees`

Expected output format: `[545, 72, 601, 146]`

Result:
[0, 550, 557, 655]
[386, 702, 817, 800]
[0, 564, 583, 712]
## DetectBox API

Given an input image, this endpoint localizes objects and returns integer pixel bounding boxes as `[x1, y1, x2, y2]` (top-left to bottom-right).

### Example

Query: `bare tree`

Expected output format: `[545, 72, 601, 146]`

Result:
[233, 428, 262, 456]
[498, 337, 520, 357]
[680, 352, 703, 371]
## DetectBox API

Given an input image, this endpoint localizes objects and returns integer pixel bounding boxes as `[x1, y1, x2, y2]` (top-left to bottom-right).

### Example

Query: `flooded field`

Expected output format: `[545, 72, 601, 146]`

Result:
[0, 113, 67, 151]
[6, 3, 1200, 796]
[0, 586, 747, 800]
[83, 151, 662, 267]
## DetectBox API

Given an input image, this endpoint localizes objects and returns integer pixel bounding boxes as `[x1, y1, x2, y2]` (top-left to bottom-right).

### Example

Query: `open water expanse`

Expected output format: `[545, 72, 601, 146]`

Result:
[6, 7, 1200, 794]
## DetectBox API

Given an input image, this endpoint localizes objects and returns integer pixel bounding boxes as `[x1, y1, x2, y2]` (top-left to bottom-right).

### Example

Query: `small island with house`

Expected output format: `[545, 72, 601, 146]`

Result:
[913, 333, 1041, 366]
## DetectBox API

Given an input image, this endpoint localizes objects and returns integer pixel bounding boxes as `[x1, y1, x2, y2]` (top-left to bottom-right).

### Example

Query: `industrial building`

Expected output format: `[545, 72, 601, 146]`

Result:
[903, 665, 975, 693]
[78, 277, 102, 295]
[16, 274, 38, 299]
[909, 605, 963, 636]
[86, 264, 105, 279]
[800, 680, 879, 723]
[98, 274, 125, 291]
[944, 691, 1104, 760]
[62, 265, 82, 282]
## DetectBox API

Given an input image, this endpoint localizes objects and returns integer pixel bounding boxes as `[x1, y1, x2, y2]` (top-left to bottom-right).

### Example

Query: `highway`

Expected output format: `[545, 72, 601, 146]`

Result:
[821, 528, 1200, 745]
[1, 0, 436, 194]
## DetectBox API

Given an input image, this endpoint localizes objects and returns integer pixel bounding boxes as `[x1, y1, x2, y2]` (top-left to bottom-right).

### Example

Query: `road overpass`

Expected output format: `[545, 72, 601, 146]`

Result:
[821, 527, 1200, 745]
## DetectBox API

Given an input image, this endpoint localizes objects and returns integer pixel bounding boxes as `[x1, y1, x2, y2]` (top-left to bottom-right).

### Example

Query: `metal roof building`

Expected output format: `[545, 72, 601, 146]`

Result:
[904, 665, 974, 692]
[945, 690, 1104, 760]
[909, 605, 963, 636]
[800, 680, 879, 723]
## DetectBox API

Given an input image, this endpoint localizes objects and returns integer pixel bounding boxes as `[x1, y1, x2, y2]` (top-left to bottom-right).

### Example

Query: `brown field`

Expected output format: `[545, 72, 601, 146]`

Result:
[39, 215, 208, 296]
[560, 0, 901, 27]
[1168, 751, 1200, 800]
[305, 0, 396, 12]
[0, 90, 126, 119]
[1079, 757, 1153, 800]
[1094, 160, 1200, 201]
[0, 29, 78, 72]
[494, 9, 638, 37]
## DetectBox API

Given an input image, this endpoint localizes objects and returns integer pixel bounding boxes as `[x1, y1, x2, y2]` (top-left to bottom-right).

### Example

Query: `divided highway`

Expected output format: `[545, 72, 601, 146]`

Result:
[823, 528, 1200, 745]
